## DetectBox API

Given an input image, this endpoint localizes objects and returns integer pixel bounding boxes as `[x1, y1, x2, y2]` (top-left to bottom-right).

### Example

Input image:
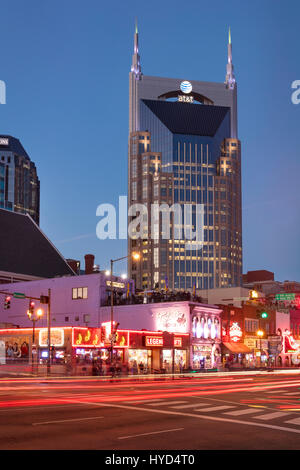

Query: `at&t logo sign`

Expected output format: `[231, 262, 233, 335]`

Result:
[180, 81, 192, 94]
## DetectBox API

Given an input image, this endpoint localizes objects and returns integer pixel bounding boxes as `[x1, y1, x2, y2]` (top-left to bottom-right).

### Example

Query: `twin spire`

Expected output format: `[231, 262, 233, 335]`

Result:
[131, 23, 235, 88]
[225, 27, 236, 89]
[131, 18, 142, 80]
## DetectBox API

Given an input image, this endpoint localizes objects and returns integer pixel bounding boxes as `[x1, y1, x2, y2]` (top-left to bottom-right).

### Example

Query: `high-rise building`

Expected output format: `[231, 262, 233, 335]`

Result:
[0, 135, 40, 224]
[128, 26, 242, 292]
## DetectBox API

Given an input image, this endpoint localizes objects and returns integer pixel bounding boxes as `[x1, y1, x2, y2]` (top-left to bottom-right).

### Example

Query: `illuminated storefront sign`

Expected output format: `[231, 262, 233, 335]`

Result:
[145, 336, 163, 347]
[0, 138, 9, 146]
[174, 337, 182, 347]
[155, 310, 188, 333]
[106, 281, 125, 288]
[39, 328, 64, 347]
[229, 323, 243, 343]
[282, 330, 300, 354]
[72, 327, 129, 348]
[72, 328, 102, 347]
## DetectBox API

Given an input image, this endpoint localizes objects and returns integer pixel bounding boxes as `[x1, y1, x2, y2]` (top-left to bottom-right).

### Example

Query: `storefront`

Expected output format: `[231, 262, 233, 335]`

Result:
[191, 307, 222, 370]
[127, 330, 189, 373]
[0, 325, 189, 374]
[222, 322, 251, 367]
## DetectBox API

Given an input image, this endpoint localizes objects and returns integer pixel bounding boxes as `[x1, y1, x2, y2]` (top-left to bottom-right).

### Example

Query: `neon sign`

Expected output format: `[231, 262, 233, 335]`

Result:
[145, 336, 163, 347]
[174, 337, 182, 347]
[229, 323, 243, 342]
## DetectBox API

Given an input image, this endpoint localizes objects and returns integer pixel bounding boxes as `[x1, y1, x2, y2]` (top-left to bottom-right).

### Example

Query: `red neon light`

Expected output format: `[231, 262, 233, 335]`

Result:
[145, 336, 164, 347]
[0, 327, 72, 334]
[174, 337, 182, 347]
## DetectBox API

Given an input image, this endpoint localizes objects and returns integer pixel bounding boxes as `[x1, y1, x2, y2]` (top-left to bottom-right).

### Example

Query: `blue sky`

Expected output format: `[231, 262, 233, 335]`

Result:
[1, 0, 299, 280]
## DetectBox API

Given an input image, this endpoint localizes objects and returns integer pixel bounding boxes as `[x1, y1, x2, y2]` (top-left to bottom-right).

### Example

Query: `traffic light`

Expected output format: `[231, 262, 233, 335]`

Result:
[28, 300, 35, 316]
[4, 296, 11, 309]
[257, 309, 268, 319]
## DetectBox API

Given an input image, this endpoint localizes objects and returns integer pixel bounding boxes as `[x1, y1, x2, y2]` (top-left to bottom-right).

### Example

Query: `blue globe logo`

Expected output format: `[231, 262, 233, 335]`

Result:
[180, 81, 192, 94]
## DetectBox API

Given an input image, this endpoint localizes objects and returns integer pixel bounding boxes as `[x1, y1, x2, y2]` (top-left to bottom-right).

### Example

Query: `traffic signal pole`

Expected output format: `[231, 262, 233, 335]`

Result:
[47, 289, 51, 376]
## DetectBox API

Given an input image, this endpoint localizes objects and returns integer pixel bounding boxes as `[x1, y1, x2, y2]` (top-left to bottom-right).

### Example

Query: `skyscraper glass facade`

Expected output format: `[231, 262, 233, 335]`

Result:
[0, 136, 40, 224]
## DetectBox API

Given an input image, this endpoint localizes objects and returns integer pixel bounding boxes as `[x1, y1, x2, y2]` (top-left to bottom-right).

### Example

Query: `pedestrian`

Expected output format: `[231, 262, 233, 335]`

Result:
[139, 361, 144, 374]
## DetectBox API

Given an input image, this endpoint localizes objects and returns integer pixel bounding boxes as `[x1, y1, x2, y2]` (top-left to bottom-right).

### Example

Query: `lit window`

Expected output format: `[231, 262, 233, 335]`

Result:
[72, 287, 88, 300]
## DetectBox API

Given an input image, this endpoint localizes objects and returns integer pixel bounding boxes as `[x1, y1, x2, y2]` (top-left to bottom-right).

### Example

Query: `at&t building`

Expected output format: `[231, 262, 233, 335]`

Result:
[128, 26, 242, 293]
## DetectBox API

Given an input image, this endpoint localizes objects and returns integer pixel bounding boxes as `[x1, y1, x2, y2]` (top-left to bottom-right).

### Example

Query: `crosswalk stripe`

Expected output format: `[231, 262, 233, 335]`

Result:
[170, 403, 207, 410]
[224, 408, 263, 416]
[195, 405, 234, 412]
[255, 411, 293, 421]
[265, 390, 289, 394]
[285, 417, 300, 426]
[283, 392, 300, 396]
[149, 401, 187, 407]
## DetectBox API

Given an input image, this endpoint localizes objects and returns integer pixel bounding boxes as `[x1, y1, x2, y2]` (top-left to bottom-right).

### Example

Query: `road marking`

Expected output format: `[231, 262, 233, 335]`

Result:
[255, 412, 293, 421]
[195, 405, 234, 412]
[170, 403, 207, 409]
[72, 400, 300, 435]
[118, 427, 184, 440]
[265, 390, 289, 394]
[148, 400, 187, 407]
[32, 416, 104, 426]
[283, 392, 300, 396]
[285, 417, 300, 426]
[224, 408, 263, 416]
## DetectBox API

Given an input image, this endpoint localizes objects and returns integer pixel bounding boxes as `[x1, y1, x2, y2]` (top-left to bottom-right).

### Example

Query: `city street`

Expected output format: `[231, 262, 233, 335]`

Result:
[0, 371, 300, 450]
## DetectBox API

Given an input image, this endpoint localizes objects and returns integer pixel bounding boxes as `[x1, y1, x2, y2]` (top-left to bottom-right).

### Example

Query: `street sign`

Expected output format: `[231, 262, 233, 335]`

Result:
[13, 292, 26, 299]
[276, 293, 295, 301]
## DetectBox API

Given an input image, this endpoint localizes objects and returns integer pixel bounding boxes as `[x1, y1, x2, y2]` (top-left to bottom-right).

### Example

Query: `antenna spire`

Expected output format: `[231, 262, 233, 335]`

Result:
[225, 27, 236, 89]
[131, 20, 142, 80]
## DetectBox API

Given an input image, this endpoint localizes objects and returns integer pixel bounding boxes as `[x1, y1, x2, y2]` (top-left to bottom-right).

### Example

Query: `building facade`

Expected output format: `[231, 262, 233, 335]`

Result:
[0, 135, 39, 224]
[128, 27, 242, 292]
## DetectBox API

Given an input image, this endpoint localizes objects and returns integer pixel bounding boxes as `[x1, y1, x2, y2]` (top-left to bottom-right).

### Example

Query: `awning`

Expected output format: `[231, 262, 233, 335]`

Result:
[222, 342, 251, 353]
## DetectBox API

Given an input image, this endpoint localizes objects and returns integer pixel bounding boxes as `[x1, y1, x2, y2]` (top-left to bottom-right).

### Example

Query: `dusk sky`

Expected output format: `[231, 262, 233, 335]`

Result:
[1, 0, 299, 280]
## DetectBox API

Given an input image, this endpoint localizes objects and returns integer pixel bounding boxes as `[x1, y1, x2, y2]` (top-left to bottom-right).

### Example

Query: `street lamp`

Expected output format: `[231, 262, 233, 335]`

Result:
[109, 252, 140, 362]
[27, 304, 43, 373]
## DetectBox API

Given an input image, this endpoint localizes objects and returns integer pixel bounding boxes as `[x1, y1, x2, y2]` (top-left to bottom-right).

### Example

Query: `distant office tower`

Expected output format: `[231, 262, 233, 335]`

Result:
[128, 26, 242, 291]
[0, 135, 40, 224]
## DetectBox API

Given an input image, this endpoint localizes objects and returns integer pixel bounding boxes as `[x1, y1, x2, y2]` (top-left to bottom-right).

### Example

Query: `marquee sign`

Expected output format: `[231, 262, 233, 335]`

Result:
[229, 322, 243, 343]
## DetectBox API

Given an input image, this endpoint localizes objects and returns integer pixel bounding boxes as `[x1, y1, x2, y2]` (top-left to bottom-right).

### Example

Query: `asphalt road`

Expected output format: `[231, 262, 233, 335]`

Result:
[1, 371, 300, 450]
